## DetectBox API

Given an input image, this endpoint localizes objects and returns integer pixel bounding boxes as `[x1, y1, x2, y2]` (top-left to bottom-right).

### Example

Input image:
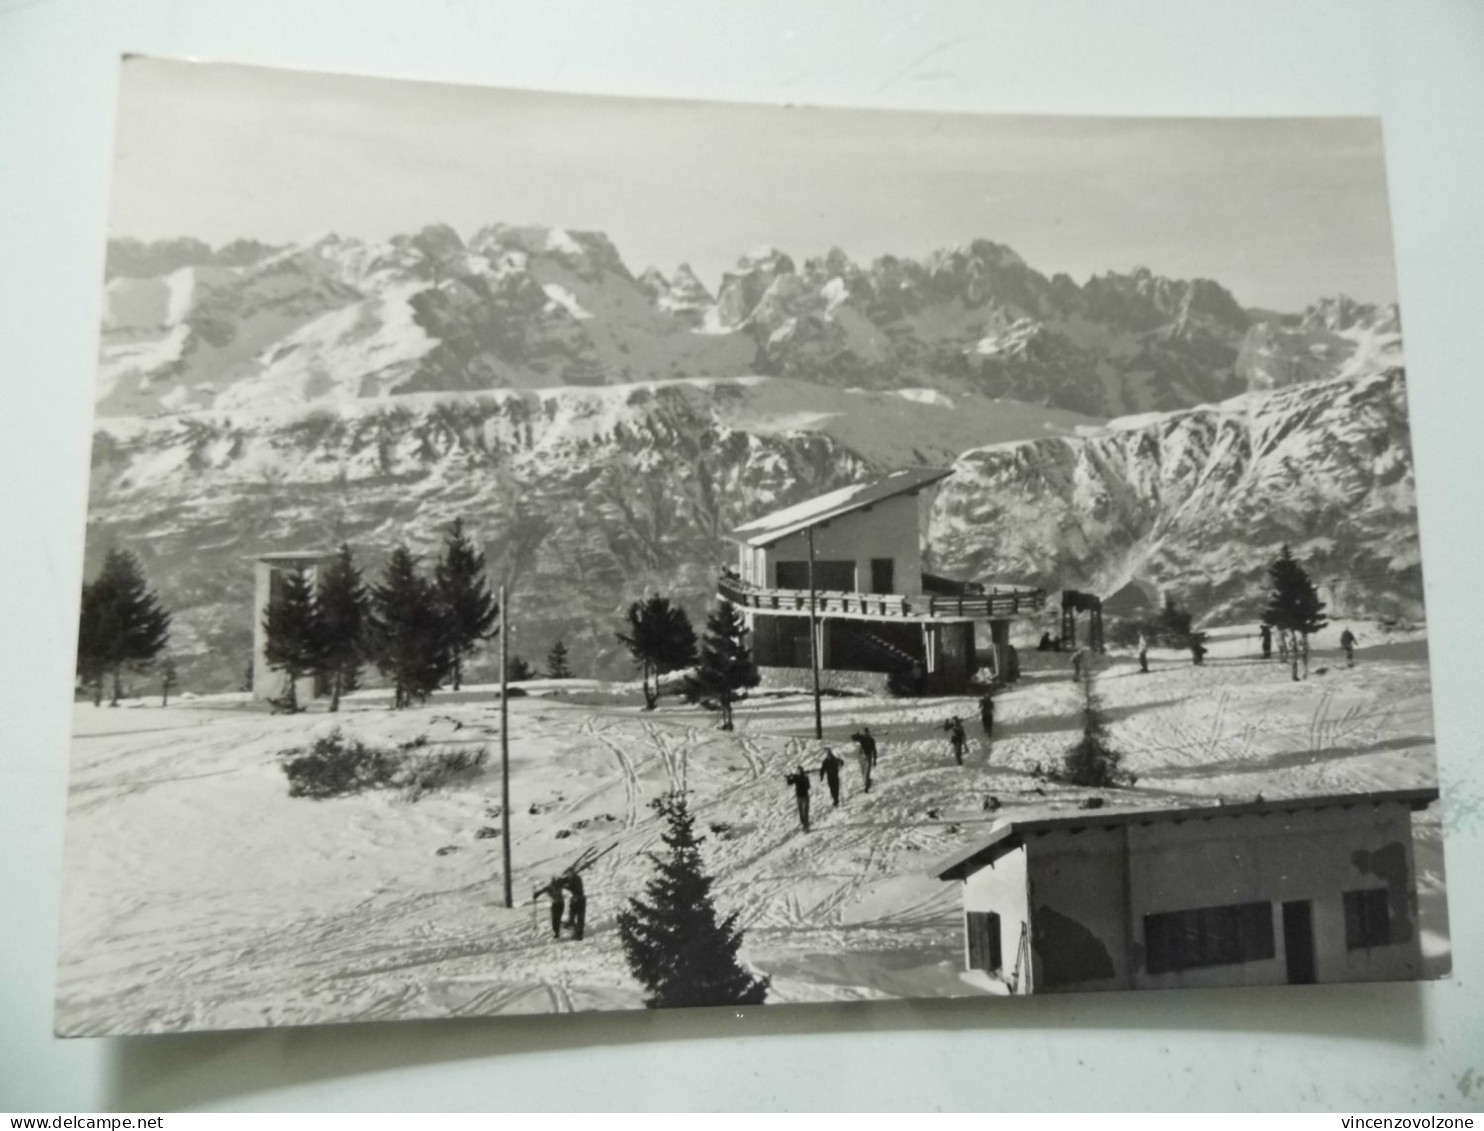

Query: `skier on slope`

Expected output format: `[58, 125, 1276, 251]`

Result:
[1339, 627, 1359, 667]
[784, 765, 812, 832]
[534, 875, 567, 940]
[979, 693, 995, 738]
[563, 871, 587, 941]
[849, 725, 878, 792]
[818, 746, 845, 807]
[944, 716, 968, 766]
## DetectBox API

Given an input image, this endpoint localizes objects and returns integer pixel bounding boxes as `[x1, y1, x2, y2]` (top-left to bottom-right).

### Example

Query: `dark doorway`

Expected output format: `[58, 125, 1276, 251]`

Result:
[870, 558, 896, 594]
[1282, 900, 1316, 984]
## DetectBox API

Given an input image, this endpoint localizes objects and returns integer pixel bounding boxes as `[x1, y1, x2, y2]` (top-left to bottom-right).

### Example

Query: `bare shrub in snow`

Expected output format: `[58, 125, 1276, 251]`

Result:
[280, 729, 487, 801]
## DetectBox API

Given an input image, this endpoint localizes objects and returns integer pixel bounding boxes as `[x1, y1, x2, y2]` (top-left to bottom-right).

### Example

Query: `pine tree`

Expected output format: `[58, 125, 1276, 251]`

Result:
[545, 639, 572, 680]
[365, 546, 451, 708]
[1262, 544, 1329, 682]
[261, 567, 323, 713]
[76, 581, 108, 705]
[160, 656, 178, 707]
[78, 548, 172, 706]
[316, 544, 369, 712]
[506, 655, 534, 682]
[617, 596, 698, 710]
[1056, 676, 1134, 788]
[617, 792, 769, 1009]
[433, 518, 498, 691]
[681, 601, 759, 730]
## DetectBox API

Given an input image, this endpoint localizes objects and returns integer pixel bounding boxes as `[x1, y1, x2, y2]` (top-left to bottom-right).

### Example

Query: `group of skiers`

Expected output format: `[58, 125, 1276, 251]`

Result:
[534, 871, 588, 941]
[1259, 623, 1359, 666]
[783, 703, 995, 832]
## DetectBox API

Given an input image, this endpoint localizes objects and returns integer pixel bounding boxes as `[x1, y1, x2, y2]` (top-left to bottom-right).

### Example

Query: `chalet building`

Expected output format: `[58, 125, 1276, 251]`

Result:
[933, 788, 1437, 994]
[719, 468, 1045, 693]
[251, 550, 334, 703]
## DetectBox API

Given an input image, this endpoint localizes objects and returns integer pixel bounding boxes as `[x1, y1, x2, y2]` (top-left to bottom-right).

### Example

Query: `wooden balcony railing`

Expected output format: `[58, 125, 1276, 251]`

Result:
[716, 573, 1046, 620]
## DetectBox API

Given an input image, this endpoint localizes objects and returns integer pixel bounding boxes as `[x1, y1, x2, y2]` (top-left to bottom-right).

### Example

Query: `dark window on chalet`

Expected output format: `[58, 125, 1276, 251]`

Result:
[775, 559, 856, 592]
[1343, 888, 1393, 950]
[1144, 901, 1274, 975]
[967, 911, 1002, 973]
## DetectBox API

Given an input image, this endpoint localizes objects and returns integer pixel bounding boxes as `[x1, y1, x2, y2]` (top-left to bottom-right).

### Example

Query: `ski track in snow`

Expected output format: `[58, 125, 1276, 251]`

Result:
[55, 626, 1444, 1034]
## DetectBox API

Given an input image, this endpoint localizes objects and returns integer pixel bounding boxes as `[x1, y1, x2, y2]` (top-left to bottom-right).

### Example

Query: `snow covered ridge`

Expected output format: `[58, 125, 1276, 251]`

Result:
[97, 226, 1401, 420]
[930, 367, 1422, 626]
[84, 376, 1090, 692]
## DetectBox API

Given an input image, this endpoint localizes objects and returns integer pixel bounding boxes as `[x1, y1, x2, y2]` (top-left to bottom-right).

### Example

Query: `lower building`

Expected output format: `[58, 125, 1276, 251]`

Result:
[933, 788, 1438, 994]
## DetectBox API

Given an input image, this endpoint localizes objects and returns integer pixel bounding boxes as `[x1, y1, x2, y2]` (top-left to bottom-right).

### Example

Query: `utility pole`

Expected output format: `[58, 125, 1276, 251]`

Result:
[807, 525, 823, 740]
[499, 583, 512, 909]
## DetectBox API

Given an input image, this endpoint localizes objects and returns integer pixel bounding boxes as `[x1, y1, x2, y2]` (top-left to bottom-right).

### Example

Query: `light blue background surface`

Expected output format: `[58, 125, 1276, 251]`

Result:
[1, 0, 1481, 1112]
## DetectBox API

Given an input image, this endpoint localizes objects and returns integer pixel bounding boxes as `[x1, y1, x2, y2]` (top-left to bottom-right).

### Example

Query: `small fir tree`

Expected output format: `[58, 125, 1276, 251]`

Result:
[1056, 676, 1135, 788]
[78, 548, 172, 706]
[681, 601, 760, 730]
[261, 567, 323, 713]
[433, 518, 498, 691]
[159, 656, 178, 707]
[316, 544, 369, 712]
[617, 792, 769, 1009]
[545, 639, 573, 680]
[618, 596, 699, 710]
[506, 655, 535, 682]
[365, 546, 451, 708]
[1262, 544, 1329, 682]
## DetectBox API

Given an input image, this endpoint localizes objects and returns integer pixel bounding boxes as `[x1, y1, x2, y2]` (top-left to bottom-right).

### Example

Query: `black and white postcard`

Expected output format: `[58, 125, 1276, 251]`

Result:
[58, 57, 1448, 1036]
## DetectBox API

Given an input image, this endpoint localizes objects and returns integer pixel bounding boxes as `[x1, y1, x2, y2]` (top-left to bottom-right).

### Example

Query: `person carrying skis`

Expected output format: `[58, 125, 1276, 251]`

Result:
[849, 725, 878, 792]
[1339, 627, 1359, 667]
[563, 871, 587, 941]
[944, 716, 968, 766]
[535, 875, 566, 940]
[819, 745, 844, 807]
[784, 765, 812, 832]
[978, 693, 995, 737]
[1260, 623, 1273, 660]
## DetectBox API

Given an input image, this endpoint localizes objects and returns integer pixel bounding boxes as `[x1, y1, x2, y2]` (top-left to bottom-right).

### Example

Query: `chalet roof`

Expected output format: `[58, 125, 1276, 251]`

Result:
[728, 467, 954, 548]
[932, 786, 1440, 880]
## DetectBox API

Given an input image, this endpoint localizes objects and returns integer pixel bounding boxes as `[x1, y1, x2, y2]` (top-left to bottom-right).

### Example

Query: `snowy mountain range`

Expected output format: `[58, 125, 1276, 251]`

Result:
[931, 366, 1422, 625]
[100, 226, 1401, 420]
[88, 226, 1417, 691]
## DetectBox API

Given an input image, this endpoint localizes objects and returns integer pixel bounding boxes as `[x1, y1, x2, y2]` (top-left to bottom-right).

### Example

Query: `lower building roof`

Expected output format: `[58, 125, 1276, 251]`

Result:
[932, 786, 1440, 880]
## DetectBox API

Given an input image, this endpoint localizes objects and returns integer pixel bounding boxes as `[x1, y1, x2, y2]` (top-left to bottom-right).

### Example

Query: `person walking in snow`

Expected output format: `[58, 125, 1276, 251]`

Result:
[535, 876, 566, 940]
[978, 693, 995, 737]
[1339, 627, 1359, 667]
[849, 725, 878, 792]
[819, 746, 844, 807]
[1072, 647, 1088, 683]
[944, 716, 968, 766]
[563, 871, 587, 941]
[1260, 623, 1273, 660]
[785, 765, 812, 832]
[1190, 637, 1208, 666]
[1137, 632, 1150, 674]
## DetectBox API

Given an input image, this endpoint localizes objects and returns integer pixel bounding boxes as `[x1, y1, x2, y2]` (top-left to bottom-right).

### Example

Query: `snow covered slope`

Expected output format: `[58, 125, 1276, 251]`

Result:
[930, 367, 1423, 625]
[1236, 297, 1403, 393]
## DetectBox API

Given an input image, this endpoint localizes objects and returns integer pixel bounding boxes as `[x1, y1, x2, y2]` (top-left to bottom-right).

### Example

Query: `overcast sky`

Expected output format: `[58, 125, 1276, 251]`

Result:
[109, 57, 1400, 312]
